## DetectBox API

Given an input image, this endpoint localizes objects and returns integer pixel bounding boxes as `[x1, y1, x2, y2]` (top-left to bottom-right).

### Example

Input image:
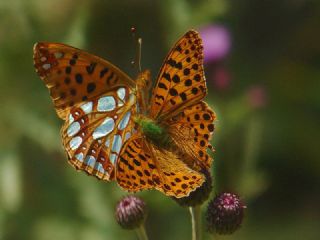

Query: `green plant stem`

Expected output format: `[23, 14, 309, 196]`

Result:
[135, 224, 149, 240]
[189, 205, 202, 240]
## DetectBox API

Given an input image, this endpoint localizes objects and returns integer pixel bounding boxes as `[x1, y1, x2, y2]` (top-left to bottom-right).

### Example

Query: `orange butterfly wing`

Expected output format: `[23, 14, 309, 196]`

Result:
[33, 42, 135, 119]
[116, 132, 204, 197]
[150, 30, 215, 168]
[149, 30, 207, 121]
[34, 43, 137, 180]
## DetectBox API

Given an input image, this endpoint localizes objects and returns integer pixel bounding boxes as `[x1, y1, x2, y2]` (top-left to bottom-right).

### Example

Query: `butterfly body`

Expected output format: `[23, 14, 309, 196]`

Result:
[34, 30, 216, 198]
[134, 116, 171, 148]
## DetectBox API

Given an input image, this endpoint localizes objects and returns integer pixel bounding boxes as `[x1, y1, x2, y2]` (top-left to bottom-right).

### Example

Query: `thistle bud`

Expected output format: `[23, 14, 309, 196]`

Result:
[206, 192, 245, 234]
[173, 169, 213, 207]
[115, 195, 146, 230]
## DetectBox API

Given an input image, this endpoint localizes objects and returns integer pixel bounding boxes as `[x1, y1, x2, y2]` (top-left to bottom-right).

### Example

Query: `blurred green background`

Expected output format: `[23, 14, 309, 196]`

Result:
[0, 0, 320, 239]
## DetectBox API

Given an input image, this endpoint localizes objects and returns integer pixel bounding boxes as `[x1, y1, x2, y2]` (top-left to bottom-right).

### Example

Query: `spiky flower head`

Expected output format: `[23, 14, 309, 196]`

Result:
[173, 169, 213, 207]
[206, 192, 245, 234]
[115, 195, 146, 230]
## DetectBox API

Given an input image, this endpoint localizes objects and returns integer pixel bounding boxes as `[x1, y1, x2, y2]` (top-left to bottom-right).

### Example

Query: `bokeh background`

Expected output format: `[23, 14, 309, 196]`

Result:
[0, 0, 319, 239]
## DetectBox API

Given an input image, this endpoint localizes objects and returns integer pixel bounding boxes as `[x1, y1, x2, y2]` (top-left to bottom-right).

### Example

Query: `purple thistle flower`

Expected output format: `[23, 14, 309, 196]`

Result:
[200, 25, 231, 63]
[115, 195, 146, 230]
[206, 192, 246, 234]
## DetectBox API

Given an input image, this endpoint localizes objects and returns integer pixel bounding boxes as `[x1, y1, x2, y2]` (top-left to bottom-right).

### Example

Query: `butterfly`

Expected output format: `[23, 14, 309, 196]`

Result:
[33, 30, 216, 198]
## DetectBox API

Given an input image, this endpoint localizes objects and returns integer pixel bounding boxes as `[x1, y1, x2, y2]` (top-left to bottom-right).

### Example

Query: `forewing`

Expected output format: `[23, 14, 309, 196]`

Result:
[61, 86, 136, 180]
[116, 134, 204, 198]
[33, 42, 135, 119]
[149, 30, 206, 120]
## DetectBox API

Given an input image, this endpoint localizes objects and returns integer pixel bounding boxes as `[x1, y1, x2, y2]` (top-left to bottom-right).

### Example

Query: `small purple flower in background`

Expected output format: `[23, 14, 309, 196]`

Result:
[211, 66, 231, 91]
[200, 25, 231, 63]
[247, 85, 267, 109]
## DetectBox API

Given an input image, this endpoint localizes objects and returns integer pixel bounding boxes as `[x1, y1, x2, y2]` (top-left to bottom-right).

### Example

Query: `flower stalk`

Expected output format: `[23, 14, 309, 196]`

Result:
[135, 224, 149, 240]
[115, 195, 149, 239]
[190, 205, 202, 240]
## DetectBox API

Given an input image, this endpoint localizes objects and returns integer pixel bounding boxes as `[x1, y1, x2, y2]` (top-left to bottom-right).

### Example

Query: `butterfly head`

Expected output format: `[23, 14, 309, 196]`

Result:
[136, 69, 151, 90]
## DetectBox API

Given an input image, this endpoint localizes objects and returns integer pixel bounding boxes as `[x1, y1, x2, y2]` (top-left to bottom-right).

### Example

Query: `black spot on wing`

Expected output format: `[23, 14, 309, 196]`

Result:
[75, 73, 83, 84]
[158, 82, 168, 90]
[87, 82, 96, 93]
[100, 68, 109, 78]
[86, 62, 97, 74]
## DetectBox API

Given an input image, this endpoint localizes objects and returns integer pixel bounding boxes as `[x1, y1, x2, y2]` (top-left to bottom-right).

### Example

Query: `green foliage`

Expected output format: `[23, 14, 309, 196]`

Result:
[0, 0, 319, 240]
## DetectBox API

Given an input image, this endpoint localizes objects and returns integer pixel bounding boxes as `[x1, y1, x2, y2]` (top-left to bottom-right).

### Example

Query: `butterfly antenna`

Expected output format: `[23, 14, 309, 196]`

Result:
[130, 27, 142, 73]
[137, 38, 142, 73]
[130, 27, 136, 68]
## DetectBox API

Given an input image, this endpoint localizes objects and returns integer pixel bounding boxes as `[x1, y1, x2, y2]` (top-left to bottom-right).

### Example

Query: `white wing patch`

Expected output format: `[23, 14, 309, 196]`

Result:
[92, 117, 115, 139]
[111, 135, 122, 154]
[70, 136, 82, 150]
[67, 121, 81, 137]
[61, 86, 137, 181]
[80, 101, 93, 114]
[117, 87, 127, 106]
[118, 111, 131, 130]
[97, 96, 116, 112]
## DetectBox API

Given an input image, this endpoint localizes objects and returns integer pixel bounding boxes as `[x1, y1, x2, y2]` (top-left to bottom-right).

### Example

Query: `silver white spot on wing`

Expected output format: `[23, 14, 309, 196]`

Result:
[42, 63, 51, 70]
[117, 87, 126, 106]
[67, 121, 81, 137]
[69, 114, 74, 123]
[94, 162, 105, 173]
[110, 154, 117, 164]
[111, 135, 122, 154]
[85, 155, 96, 168]
[124, 132, 131, 141]
[80, 101, 93, 114]
[117, 87, 126, 100]
[40, 56, 47, 62]
[70, 136, 82, 150]
[92, 117, 115, 139]
[97, 96, 116, 112]
[75, 152, 84, 162]
[118, 111, 131, 130]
